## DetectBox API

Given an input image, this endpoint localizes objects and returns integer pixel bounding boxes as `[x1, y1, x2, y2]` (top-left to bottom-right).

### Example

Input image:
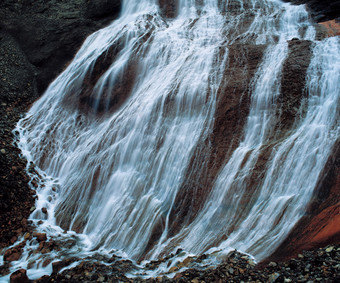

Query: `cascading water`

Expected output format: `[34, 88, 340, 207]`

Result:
[2, 0, 339, 280]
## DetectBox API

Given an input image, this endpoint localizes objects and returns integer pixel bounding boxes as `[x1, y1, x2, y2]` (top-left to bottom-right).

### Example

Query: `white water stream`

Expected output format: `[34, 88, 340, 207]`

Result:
[1, 0, 339, 280]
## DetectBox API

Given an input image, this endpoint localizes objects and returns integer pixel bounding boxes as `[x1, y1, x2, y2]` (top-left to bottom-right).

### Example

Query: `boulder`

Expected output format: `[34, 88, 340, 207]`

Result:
[10, 269, 29, 283]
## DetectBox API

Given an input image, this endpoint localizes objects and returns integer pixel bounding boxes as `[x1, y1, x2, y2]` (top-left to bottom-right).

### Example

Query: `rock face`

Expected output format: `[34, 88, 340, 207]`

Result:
[158, 0, 178, 18]
[283, 0, 340, 22]
[0, 0, 122, 94]
[319, 19, 340, 37]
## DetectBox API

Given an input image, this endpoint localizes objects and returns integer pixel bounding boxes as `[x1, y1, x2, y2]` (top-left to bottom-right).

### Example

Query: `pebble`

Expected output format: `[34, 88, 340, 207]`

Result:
[268, 272, 280, 282]
[1, 149, 6, 154]
[325, 246, 334, 252]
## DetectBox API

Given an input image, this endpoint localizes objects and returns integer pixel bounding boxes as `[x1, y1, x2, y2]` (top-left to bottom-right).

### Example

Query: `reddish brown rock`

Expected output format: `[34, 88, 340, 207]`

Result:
[10, 269, 29, 283]
[276, 39, 313, 134]
[35, 232, 47, 242]
[319, 20, 340, 37]
[3, 242, 25, 261]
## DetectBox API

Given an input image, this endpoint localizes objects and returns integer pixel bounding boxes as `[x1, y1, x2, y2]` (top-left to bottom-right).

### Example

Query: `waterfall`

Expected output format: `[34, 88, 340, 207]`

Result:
[8, 0, 340, 279]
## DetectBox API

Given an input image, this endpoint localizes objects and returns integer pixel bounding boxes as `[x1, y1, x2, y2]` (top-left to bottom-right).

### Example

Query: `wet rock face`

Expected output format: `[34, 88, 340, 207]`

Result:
[158, 0, 178, 18]
[276, 39, 313, 134]
[283, 0, 340, 22]
[269, 141, 340, 262]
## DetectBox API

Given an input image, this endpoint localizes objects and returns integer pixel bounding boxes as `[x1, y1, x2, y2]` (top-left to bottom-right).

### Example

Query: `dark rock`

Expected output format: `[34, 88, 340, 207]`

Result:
[158, 0, 178, 18]
[35, 232, 47, 242]
[283, 0, 340, 22]
[276, 39, 313, 134]
[52, 260, 69, 274]
[10, 269, 29, 283]
[86, 0, 122, 19]
[0, 0, 122, 94]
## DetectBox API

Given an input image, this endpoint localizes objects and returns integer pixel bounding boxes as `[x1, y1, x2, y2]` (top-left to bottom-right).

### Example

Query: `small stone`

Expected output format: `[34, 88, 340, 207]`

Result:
[24, 233, 30, 240]
[10, 236, 17, 244]
[65, 275, 71, 280]
[10, 269, 29, 283]
[325, 246, 334, 253]
[298, 254, 304, 258]
[30, 206, 36, 212]
[42, 207, 48, 214]
[98, 276, 105, 282]
[35, 233, 47, 242]
[1, 149, 6, 154]
[268, 272, 280, 283]
[284, 278, 292, 282]
[228, 267, 234, 274]
[191, 279, 199, 283]
[269, 261, 277, 267]
[248, 259, 256, 266]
